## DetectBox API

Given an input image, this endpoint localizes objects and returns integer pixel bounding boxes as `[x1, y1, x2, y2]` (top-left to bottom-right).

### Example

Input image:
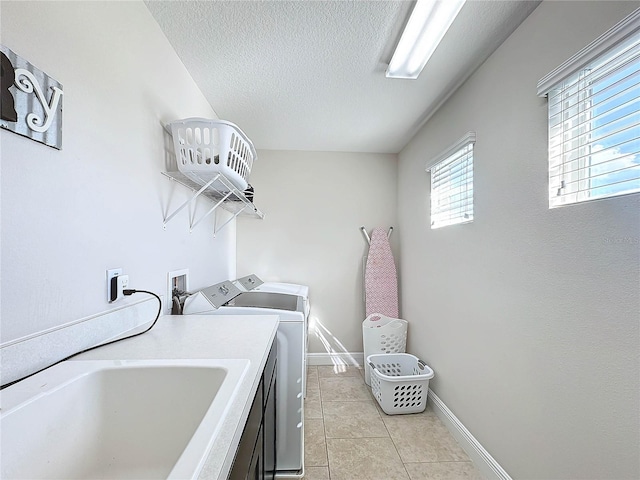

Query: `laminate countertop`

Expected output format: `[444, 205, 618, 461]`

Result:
[74, 314, 279, 479]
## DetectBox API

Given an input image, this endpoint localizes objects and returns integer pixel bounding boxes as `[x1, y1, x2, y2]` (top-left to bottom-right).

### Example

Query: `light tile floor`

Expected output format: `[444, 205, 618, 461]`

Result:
[302, 365, 485, 480]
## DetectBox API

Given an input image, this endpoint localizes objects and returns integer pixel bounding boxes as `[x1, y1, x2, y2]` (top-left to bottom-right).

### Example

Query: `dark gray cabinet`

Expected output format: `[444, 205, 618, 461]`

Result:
[229, 341, 277, 480]
[263, 342, 277, 480]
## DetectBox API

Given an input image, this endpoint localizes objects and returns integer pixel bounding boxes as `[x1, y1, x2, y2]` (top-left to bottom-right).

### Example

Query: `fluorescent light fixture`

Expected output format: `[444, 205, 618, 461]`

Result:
[387, 0, 466, 79]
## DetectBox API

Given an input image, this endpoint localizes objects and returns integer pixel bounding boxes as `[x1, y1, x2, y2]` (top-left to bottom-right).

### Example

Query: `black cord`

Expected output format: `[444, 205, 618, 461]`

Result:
[0, 289, 162, 390]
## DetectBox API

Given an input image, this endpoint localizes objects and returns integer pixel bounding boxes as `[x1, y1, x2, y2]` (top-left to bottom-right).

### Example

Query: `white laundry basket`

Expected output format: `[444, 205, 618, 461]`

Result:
[368, 353, 434, 415]
[168, 118, 256, 191]
[362, 313, 407, 386]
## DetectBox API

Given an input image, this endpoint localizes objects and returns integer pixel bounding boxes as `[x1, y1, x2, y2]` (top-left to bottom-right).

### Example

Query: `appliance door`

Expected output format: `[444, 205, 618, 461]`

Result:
[275, 322, 304, 473]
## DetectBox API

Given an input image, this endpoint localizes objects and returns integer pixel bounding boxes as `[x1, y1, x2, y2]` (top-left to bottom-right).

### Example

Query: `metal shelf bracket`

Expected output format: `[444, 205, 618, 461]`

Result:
[163, 173, 221, 229]
[214, 203, 250, 238]
[161, 171, 264, 236]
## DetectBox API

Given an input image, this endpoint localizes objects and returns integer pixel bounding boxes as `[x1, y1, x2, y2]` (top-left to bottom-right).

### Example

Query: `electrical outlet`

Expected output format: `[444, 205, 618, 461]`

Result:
[107, 268, 129, 303]
[107, 268, 122, 302]
[116, 274, 129, 301]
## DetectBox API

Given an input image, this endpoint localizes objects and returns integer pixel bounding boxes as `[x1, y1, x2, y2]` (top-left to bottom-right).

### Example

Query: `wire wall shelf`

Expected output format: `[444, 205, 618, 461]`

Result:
[161, 171, 264, 236]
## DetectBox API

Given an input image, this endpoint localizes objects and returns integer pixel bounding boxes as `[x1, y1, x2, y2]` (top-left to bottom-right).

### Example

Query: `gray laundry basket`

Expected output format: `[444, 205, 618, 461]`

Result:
[362, 313, 407, 386]
[368, 353, 434, 415]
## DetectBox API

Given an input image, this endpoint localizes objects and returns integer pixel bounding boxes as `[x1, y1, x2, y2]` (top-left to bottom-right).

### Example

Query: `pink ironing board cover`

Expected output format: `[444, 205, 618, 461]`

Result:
[365, 227, 398, 318]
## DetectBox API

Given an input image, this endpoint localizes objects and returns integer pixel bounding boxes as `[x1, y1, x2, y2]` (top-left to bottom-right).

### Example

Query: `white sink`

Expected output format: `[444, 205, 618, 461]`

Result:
[0, 358, 250, 479]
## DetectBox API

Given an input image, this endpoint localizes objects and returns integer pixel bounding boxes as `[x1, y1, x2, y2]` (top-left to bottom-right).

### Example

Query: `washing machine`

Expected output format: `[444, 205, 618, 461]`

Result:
[182, 276, 309, 478]
[233, 275, 310, 319]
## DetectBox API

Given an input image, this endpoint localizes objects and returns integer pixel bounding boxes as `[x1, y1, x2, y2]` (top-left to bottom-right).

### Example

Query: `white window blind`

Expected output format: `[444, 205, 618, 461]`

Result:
[427, 132, 475, 229]
[540, 11, 640, 208]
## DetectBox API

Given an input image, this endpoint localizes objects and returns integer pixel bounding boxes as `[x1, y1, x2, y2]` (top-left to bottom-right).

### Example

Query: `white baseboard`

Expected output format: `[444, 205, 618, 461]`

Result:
[307, 352, 364, 366]
[428, 389, 512, 480]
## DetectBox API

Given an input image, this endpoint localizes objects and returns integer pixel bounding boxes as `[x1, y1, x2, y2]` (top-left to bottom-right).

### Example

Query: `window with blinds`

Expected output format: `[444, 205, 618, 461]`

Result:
[428, 132, 475, 229]
[542, 17, 640, 208]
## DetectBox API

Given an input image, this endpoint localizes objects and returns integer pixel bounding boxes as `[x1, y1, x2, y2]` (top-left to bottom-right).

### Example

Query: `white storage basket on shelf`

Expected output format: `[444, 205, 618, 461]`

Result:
[168, 118, 256, 192]
[368, 353, 434, 415]
[362, 313, 407, 386]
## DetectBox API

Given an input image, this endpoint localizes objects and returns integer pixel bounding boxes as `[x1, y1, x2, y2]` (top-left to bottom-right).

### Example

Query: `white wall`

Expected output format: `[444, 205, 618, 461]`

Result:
[237, 150, 397, 357]
[1, 2, 234, 370]
[398, 2, 639, 479]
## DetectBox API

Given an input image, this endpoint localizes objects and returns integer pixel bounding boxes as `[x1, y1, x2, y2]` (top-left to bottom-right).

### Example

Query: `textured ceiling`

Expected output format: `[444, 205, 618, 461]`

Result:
[146, 0, 540, 154]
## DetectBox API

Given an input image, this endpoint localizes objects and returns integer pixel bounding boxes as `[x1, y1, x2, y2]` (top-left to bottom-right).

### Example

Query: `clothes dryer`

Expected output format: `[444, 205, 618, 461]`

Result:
[254, 283, 310, 399]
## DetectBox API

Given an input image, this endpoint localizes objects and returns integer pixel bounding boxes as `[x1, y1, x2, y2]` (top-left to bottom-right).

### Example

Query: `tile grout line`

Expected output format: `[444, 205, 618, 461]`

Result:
[363, 371, 413, 480]
[319, 369, 333, 480]
[403, 461, 477, 464]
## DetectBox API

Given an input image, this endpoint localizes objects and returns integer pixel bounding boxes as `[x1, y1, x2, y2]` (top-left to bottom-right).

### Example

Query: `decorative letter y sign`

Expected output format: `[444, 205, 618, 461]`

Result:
[0, 45, 63, 149]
